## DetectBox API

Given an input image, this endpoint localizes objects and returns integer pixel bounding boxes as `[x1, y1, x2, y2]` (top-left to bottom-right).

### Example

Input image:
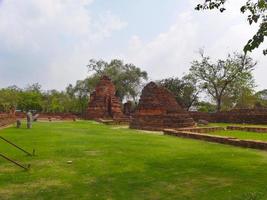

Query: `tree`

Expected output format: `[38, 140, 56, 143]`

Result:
[254, 89, 267, 107]
[195, 0, 267, 55]
[188, 52, 256, 112]
[0, 86, 21, 112]
[157, 76, 199, 110]
[87, 59, 148, 101]
[196, 101, 217, 112]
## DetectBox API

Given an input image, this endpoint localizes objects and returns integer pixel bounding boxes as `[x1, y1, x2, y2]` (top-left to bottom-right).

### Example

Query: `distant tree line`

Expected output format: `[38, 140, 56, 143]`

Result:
[1, 54, 267, 114]
[158, 52, 267, 112]
[0, 59, 147, 114]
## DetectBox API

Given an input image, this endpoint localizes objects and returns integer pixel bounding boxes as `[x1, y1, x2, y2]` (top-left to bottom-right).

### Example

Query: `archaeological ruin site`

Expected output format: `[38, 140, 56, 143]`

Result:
[86, 76, 129, 123]
[130, 82, 195, 131]
[2, 2, 267, 198]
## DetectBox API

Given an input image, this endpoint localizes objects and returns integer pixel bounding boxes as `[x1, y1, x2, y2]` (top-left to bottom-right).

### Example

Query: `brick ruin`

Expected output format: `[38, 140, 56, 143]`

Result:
[130, 82, 195, 131]
[86, 76, 128, 122]
[0, 111, 16, 127]
[190, 108, 267, 124]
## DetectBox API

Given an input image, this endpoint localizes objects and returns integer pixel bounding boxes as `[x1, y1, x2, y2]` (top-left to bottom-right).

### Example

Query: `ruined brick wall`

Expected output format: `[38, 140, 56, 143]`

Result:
[0, 113, 16, 127]
[130, 82, 195, 131]
[189, 112, 217, 122]
[86, 76, 128, 121]
[190, 109, 267, 124]
[15, 112, 78, 120]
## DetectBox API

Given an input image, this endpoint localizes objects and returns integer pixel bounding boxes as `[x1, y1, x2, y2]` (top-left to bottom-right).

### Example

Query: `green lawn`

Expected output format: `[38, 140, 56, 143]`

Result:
[1, 121, 267, 200]
[208, 130, 267, 142]
[201, 123, 267, 142]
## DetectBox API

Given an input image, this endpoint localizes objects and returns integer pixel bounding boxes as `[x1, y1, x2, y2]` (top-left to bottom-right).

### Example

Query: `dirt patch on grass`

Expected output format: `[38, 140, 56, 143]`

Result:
[137, 130, 164, 135]
[0, 179, 70, 199]
[84, 150, 103, 156]
[111, 126, 129, 129]
[0, 165, 19, 173]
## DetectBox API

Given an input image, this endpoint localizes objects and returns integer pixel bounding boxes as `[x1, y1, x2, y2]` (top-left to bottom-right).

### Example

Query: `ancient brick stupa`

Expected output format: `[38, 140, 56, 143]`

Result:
[130, 82, 195, 131]
[86, 76, 128, 122]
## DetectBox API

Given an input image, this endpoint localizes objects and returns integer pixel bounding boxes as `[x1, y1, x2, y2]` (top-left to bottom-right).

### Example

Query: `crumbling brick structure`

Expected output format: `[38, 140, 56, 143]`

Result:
[190, 108, 267, 124]
[130, 82, 195, 131]
[86, 76, 128, 122]
[0, 113, 16, 127]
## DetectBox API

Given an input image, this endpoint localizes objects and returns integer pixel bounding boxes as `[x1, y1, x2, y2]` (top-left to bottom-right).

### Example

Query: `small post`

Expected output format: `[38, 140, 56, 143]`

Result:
[26, 111, 32, 129]
[16, 120, 21, 128]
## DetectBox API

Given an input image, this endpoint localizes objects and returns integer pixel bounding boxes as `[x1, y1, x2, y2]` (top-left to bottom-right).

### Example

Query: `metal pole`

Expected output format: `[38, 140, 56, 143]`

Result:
[0, 153, 30, 170]
[0, 136, 34, 156]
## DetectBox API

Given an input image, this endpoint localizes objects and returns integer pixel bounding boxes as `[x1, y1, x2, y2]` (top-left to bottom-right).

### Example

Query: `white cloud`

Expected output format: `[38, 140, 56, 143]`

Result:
[123, 0, 267, 90]
[0, 0, 127, 89]
[0, 0, 266, 91]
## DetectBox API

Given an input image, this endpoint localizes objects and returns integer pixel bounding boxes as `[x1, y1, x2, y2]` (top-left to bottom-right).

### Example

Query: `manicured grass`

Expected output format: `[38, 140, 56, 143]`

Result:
[1, 121, 267, 199]
[202, 123, 267, 141]
[209, 130, 267, 141]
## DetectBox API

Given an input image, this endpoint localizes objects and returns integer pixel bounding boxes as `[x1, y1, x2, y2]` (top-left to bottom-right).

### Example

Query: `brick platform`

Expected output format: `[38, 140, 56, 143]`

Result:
[164, 129, 267, 151]
[177, 127, 225, 133]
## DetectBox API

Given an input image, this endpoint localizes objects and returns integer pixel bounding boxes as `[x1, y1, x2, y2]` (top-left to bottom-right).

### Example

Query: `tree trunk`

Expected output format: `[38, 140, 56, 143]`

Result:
[216, 98, 222, 112]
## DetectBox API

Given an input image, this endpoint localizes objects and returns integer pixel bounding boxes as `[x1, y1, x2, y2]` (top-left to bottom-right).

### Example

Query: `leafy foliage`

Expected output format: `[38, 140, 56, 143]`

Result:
[157, 76, 199, 110]
[188, 52, 256, 111]
[87, 59, 148, 101]
[196, 0, 267, 55]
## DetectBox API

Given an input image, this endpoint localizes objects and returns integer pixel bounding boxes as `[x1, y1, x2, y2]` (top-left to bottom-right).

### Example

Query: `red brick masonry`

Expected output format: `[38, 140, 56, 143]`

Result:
[0, 113, 16, 127]
[190, 109, 267, 124]
[177, 127, 225, 133]
[164, 129, 267, 151]
[130, 82, 195, 131]
[86, 76, 129, 123]
[16, 112, 77, 121]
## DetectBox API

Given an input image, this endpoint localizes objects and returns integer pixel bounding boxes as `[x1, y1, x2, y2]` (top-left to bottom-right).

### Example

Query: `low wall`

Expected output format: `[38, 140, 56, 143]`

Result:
[16, 112, 78, 121]
[190, 109, 267, 125]
[0, 113, 16, 127]
[164, 129, 267, 151]
[177, 127, 225, 133]
[227, 126, 267, 133]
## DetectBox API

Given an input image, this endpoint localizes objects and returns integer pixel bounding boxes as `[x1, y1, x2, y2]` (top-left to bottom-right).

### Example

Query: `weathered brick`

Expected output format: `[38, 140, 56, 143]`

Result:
[130, 82, 195, 131]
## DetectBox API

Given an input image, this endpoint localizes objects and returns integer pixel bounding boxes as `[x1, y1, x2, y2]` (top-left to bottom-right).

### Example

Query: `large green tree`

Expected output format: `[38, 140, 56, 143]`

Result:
[0, 86, 21, 112]
[188, 52, 256, 112]
[157, 76, 199, 110]
[196, 0, 267, 55]
[87, 59, 148, 101]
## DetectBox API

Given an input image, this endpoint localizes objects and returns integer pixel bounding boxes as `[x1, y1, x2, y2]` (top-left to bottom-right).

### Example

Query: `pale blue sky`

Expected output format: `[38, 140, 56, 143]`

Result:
[0, 0, 266, 90]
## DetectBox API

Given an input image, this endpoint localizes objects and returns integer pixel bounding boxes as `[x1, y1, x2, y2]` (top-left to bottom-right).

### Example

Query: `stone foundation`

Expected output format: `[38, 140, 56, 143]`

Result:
[190, 109, 267, 124]
[177, 127, 225, 133]
[164, 129, 267, 151]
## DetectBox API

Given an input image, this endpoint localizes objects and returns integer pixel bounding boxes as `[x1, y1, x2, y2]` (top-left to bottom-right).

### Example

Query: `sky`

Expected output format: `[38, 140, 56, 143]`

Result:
[0, 0, 266, 91]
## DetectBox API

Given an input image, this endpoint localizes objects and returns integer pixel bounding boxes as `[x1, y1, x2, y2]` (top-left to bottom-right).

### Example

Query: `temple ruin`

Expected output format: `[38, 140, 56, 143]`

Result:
[130, 82, 195, 131]
[86, 76, 128, 122]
